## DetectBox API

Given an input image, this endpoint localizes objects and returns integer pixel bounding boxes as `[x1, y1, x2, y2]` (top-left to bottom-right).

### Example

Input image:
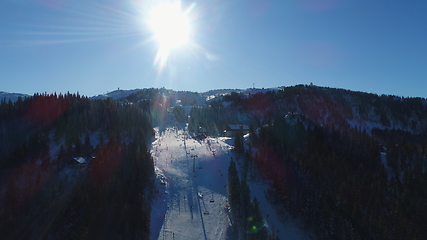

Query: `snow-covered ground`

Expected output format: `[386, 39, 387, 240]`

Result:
[150, 127, 234, 240]
[244, 179, 312, 240]
[149, 127, 310, 240]
[0, 91, 30, 102]
[91, 89, 142, 100]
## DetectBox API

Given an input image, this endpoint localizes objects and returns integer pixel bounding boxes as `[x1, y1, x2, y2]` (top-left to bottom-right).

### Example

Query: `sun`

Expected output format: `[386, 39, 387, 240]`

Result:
[150, 1, 190, 49]
[148, 1, 194, 71]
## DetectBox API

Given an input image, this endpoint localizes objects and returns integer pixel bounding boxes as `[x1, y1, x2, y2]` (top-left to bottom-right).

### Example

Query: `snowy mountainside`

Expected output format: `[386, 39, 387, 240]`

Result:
[0, 93, 155, 239]
[91, 89, 142, 100]
[2, 85, 427, 239]
[203, 87, 284, 102]
[202, 85, 427, 134]
[201, 87, 283, 97]
[0, 91, 30, 102]
[90, 87, 285, 106]
[92, 85, 427, 135]
[150, 128, 234, 240]
[149, 127, 309, 240]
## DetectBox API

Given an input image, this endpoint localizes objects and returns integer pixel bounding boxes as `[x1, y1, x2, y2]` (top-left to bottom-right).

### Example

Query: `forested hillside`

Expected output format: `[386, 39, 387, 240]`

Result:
[0, 93, 155, 239]
[187, 85, 427, 136]
[1, 85, 426, 240]
[97, 86, 427, 239]
[217, 86, 427, 239]
[240, 115, 426, 239]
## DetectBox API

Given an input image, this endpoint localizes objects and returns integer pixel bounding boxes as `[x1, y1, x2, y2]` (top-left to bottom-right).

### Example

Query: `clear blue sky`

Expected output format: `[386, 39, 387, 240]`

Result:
[1, 0, 427, 97]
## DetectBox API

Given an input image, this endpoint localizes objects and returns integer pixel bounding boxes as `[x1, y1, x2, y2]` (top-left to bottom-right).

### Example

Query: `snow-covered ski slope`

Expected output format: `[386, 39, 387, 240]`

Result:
[150, 127, 234, 240]
[149, 127, 310, 240]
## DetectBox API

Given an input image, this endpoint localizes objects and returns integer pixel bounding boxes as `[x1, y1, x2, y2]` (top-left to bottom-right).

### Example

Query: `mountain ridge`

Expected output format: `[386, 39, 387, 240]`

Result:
[0, 91, 31, 103]
[4, 85, 427, 135]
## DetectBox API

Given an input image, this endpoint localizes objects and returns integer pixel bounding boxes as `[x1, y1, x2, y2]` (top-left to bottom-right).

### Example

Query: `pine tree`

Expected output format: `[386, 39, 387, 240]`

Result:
[234, 130, 243, 153]
[228, 160, 241, 211]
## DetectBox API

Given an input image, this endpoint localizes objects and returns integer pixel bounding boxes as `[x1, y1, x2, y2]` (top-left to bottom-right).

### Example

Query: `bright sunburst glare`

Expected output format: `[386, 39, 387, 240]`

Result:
[149, 1, 194, 70]
[151, 2, 189, 47]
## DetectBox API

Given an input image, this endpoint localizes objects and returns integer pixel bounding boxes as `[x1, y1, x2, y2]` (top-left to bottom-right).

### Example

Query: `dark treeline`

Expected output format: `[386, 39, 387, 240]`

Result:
[4, 85, 423, 239]
[122, 88, 195, 126]
[246, 114, 427, 239]
[188, 85, 427, 137]
[215, 85, 427, 239]
[188, 103, 225, 134]
[228, 159, 278, 240]
[106, 85, 427, 239]
[0, 93, 155, 239]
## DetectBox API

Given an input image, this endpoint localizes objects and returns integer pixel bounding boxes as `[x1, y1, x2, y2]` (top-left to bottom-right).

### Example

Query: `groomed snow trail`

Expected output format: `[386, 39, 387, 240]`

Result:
[150, 128, 234, 240]
[149, 127, 311, 240]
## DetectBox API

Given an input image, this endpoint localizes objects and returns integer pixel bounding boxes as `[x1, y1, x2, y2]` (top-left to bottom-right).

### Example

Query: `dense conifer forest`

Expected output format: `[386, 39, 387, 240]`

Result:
[1, 85, 427, 239]
[0, 93, 155, 239]
[218, 85, 427, 239]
